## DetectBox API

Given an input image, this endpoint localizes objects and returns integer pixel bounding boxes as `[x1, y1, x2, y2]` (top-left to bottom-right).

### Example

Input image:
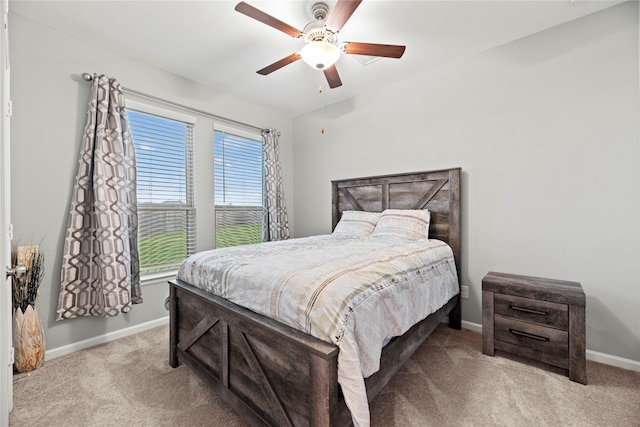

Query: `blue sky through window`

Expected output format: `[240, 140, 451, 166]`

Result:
[128, 110, 189, 204]
[214, 131, 263, 207]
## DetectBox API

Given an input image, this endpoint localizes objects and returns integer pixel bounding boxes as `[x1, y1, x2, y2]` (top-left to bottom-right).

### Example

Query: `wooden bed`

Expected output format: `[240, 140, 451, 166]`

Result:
[169, 167, 462, 426]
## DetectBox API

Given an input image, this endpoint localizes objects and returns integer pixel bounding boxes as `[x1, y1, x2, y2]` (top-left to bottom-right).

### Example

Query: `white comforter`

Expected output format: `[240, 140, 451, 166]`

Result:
[177, 234, 459, 427]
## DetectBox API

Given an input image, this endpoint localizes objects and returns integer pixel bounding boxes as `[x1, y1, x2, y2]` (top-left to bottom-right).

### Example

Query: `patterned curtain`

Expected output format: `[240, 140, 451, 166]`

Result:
[262, 128, 290, 242]
[57, 74, 142, 320]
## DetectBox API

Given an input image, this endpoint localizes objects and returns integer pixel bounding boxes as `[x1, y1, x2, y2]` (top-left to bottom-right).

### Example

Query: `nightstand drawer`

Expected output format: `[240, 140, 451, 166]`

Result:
[495, 293, 568, 330]
[494, 315, 569, 368]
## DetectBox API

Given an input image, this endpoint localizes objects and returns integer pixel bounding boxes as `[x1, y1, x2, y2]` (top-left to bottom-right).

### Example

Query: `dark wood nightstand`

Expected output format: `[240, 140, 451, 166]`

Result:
[482, 271, 587, 384]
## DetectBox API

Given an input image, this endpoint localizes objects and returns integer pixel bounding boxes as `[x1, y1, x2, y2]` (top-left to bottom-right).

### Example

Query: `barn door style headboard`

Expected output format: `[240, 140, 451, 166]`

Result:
[331, 168, 461, 272]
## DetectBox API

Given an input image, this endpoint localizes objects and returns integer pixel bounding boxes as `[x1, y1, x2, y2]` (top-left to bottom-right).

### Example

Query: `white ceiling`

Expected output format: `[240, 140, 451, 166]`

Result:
[11, 0, 624, 116]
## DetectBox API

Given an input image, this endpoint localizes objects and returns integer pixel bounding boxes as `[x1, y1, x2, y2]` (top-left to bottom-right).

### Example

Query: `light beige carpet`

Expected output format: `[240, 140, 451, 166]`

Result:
[10, 324, 640, 427]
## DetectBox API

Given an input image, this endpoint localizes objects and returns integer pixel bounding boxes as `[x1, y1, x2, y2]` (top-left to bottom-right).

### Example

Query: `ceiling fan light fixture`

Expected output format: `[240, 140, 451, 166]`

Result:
[300, 41, 340, 70]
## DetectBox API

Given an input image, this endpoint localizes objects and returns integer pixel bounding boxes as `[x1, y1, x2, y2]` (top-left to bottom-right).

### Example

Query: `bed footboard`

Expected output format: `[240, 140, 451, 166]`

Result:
[170, 279, 351, 427]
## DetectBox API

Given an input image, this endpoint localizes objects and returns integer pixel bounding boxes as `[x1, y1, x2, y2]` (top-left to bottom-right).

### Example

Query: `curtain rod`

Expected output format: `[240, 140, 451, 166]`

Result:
[81, 73, 270, 134]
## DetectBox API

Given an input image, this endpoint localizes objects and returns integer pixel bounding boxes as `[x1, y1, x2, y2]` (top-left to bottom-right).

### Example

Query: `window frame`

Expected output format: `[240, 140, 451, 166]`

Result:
[127, 100, 197, 282]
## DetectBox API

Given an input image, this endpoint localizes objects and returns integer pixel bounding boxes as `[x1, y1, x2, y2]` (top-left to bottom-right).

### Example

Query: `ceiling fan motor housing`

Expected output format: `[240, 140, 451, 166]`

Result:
[303, 1, 337, 45]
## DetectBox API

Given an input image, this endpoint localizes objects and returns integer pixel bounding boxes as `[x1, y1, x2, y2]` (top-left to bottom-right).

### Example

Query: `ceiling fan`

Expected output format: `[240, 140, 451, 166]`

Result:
[235, 0, 406, 89]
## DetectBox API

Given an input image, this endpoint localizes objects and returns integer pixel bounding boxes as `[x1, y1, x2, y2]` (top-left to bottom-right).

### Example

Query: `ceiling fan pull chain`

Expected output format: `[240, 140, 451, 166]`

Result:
[318, 74, 325, 134]
[319, 84, 325, 134]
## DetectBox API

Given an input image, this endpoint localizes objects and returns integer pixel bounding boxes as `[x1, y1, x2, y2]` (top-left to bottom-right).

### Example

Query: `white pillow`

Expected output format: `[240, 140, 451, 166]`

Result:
[371, 209, 431, 239]
[332, 211, 380, 237]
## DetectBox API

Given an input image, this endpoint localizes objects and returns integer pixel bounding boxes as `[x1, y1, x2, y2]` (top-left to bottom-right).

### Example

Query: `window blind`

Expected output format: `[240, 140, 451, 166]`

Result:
[128, 109, 196, 274]
[214, 130, 263, 248]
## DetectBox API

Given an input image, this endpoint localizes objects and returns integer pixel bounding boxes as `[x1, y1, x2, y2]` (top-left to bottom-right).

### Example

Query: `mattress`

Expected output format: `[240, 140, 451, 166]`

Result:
[177, 234, 459, 426]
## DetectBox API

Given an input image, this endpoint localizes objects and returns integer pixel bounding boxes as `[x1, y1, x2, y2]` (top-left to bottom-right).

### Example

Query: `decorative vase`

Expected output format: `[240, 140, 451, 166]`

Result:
[13, 305, 45, 373]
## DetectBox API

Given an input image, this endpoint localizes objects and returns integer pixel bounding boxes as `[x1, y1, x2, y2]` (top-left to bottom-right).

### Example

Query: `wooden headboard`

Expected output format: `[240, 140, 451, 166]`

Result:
[331, 168, 461, 273]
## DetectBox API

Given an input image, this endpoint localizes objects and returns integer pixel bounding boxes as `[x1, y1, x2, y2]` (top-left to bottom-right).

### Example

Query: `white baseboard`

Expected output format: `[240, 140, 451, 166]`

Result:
[460, 320, 640, 373]
[44, 316, 169, 361]
[461, 320, 483, 333]
[586, 349, 640, 372]
[44, 316, 640, 373]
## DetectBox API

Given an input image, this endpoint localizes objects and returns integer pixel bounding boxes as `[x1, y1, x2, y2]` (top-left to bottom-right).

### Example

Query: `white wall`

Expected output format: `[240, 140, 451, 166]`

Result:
[293, 2, 640, 362]
[9, 13, 294, 351]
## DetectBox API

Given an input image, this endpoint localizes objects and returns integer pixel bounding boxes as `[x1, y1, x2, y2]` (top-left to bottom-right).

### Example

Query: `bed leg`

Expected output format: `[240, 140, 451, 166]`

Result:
[309, 353, 334, 426]
[448, 294, 462, 330]
[169, 284, 180, 368]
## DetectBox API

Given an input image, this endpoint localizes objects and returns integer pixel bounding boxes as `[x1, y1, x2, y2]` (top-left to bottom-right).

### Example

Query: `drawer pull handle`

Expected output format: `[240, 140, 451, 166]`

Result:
[509, 329, 549, 342]
[510, 305, 547, 316]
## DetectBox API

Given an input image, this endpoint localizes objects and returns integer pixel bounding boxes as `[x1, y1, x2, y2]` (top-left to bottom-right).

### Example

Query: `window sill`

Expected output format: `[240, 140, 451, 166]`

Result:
[140, 269, 179, 287]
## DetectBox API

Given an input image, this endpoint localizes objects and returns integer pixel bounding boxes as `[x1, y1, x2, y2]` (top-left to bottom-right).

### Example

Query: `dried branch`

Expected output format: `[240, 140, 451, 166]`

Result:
[12, 247, 45, 313]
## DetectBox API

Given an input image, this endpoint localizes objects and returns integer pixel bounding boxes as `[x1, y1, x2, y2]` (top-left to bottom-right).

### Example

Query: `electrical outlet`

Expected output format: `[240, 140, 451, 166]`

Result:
[460, 286, 469, 299]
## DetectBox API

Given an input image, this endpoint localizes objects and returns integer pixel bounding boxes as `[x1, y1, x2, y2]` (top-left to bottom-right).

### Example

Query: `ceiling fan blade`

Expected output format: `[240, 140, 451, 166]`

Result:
[257, 53, 302, 75]
[343, 42, 406, 58]
[325, 0, 362, 33]
[323, 65, 342, 89]
[235, 2, 302, 38]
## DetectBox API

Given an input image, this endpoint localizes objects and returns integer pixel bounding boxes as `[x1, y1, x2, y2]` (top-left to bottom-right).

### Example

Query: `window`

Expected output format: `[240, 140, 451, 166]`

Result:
[127, 107, 196, 275]
[214, 129, 263, 248]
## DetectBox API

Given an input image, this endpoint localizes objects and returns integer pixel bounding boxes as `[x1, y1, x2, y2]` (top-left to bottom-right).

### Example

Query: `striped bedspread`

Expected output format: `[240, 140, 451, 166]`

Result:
[177, 234, 459, 427]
